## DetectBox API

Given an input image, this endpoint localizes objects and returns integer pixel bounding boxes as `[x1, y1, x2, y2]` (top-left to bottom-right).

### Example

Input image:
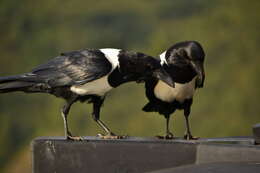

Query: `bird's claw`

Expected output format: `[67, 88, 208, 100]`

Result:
[65, 131, 83, 141]
[66, 135, 83, 141]
[184, 134, 199, 140]
[156, 132, 175, 140]
[97, 133, 128, 139]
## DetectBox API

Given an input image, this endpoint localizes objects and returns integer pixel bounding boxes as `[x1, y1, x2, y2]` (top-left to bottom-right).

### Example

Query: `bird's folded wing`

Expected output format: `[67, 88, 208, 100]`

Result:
[31, 49, 112, 87]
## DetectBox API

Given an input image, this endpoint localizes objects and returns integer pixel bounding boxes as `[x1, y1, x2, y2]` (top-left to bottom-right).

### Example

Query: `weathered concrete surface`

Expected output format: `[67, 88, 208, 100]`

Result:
[197, 143, 260, 164]
[149, 162, 260, 173]
[32, 137, 197, 173]
[31, 136, 259, 173]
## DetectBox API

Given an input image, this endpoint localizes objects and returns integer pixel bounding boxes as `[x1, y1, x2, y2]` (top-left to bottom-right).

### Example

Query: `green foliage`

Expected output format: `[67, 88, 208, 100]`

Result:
[1, 0, 260, 172]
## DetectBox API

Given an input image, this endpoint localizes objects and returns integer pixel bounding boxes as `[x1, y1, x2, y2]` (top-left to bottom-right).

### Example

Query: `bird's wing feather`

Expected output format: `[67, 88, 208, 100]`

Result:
[31, 49, 112, 87]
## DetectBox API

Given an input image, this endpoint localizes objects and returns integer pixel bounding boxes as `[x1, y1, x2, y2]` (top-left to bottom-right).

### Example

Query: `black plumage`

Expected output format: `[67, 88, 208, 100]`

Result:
[143, 41, 205, 140]
[0, 48, 174, 140]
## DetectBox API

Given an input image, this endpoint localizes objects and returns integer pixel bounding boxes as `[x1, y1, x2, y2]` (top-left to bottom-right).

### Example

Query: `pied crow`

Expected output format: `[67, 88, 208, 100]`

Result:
[143, 41, 205, 140]
[0, 48, 174, 140]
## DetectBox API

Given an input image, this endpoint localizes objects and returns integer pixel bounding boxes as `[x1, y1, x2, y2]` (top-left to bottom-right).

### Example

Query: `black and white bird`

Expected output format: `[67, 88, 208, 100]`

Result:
[0, 48, 174, 140]
[143, 41, 205, 140]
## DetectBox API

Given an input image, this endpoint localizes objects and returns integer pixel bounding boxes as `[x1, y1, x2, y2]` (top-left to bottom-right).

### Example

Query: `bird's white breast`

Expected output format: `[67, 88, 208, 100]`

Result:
[154, 77, 197, 103]
[100, 48, 121, 70]
[70, 75, 112, 96]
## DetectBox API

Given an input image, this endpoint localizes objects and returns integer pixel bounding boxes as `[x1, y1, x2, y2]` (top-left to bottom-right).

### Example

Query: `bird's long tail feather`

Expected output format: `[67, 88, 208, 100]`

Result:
[0, 75, 35, 93]
[142, 102, 157, 112]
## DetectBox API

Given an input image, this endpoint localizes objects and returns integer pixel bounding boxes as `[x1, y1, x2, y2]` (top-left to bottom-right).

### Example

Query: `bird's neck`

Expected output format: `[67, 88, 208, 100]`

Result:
[107, 67, 133, 87]
[108, 52, 154, 87]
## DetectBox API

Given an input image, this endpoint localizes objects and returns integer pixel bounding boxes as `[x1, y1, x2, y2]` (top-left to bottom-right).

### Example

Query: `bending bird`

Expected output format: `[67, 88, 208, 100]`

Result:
[143, 41, 205, 140]
[0, 48, 174, 140]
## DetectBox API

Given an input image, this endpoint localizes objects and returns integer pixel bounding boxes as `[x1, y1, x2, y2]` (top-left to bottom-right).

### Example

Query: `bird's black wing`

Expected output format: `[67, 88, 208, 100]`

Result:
[31, 49, 112, 87]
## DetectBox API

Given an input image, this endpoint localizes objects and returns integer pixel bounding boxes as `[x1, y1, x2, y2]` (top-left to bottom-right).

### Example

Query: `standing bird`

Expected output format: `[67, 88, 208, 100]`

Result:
[143, 41, 205, 140]
[0, 48, 174, 140]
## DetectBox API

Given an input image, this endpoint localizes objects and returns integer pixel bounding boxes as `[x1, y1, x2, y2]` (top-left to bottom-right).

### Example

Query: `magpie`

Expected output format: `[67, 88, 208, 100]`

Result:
[143, 41, 205, 140]
[0, 48, 174, 140]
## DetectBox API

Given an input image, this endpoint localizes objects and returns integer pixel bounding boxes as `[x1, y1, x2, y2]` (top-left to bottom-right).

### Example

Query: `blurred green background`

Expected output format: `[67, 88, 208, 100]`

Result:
[1, 0, 260, 172]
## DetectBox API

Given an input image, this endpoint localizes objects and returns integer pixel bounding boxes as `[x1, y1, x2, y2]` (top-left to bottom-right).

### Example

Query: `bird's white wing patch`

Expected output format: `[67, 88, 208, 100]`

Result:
[100, 48, 121, 70]
[159, 51, 167, 65]
[70, 49, 120, 96]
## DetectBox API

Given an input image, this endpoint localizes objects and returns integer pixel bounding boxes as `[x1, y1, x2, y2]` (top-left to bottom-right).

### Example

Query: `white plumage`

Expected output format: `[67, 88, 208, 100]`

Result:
[100, 48, 121, 70]
[70, 75, 112, 96]
[159, 51, 167, 65]
[154, 77, 197, 103]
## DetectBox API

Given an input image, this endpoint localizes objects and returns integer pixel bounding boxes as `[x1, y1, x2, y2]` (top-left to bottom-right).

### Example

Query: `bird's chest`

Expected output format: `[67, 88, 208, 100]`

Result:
[154, 78, 196, 103]
[70, 75, 112, 96]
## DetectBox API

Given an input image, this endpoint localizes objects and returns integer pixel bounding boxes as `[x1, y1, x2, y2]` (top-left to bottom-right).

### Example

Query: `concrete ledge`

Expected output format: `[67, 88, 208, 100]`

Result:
[197, 143, 260, 164]
[253, 123, 260, 144]
[32, 136, 259, 173]
[149, 162, 260, 173]
[32, 137, 197, 173]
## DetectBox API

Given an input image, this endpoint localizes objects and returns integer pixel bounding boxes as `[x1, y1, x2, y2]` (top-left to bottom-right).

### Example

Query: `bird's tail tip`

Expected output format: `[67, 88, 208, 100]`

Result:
[142, 102, 157, 112]
[0, 74, 36, 93]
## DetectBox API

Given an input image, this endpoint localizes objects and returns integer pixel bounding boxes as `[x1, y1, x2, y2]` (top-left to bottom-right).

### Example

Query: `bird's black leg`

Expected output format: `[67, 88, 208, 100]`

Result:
[61, 98, 82, 141]
[165, 115, 174, 139]
[157, 114, 174, 139]
[92, 96, 125, 139]
[183, 100, 198, 140]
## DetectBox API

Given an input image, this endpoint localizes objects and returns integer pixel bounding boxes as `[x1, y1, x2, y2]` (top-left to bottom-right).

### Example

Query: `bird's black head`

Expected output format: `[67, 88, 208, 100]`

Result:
[164, 41, 205, 88]
[118, 51, 174, 87]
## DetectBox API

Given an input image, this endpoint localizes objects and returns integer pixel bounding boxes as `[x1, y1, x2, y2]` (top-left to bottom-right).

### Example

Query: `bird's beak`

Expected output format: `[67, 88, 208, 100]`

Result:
[153, 68, 175, 88]
[190, 61, 205, 88]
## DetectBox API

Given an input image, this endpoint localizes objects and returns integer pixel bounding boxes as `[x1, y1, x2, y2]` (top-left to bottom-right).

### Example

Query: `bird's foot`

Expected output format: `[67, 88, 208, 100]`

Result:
[156, 132, 175, 140]
[66, 131, 83, 141]
[97, 132, 128, 139]
[66, 135, 83, 141]
[184, 133, 199, 140]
